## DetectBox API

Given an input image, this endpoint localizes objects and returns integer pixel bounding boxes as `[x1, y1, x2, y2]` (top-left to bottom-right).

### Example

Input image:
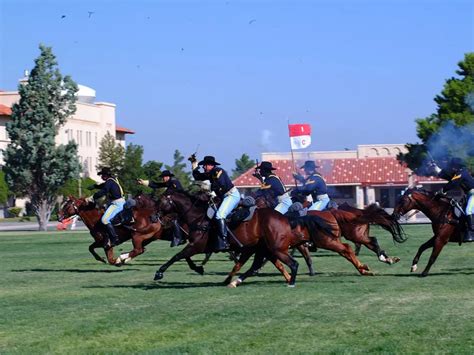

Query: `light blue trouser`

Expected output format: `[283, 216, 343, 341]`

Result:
[216, 188, 241, 220]
[466, 194, 474, 215]
[101, 198, 126, 224]
[308, 194, 330, 211]
[275, 195, 293, 215]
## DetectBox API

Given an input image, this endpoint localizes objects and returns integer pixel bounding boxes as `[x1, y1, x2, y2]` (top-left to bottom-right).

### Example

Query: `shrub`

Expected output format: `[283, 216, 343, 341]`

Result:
[7, 207, 22, 217]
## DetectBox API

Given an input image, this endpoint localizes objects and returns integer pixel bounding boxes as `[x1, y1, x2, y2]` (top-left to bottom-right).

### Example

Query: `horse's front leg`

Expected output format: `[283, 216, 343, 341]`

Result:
[420, 235, 449, 277]
[88, 241, 106, 264]
[224, 247, 255, 285]
[154, 235, 207, 281]
[296, 243, 315, 276]
[117, 232, 154, 265]
[185, 257, 205, 275]
[411, 236, 435, 273]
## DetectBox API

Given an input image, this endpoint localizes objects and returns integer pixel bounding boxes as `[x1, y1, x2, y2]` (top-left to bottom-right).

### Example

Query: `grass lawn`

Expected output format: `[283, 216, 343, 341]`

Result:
[1, 225, 473, 354]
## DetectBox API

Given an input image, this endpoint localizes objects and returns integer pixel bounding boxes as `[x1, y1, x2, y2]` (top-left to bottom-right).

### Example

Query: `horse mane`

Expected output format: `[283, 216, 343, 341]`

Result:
[169, 189, 210, 208]
[288, 214, 338, 240]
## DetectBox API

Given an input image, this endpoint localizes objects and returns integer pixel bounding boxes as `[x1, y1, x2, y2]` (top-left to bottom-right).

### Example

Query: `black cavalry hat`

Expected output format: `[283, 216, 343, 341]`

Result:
[159, 170, 175, 178]
[300, 161, 320, 170]
[256, 161, 277, 171]
[450, 157, 466, 169]
[97, 167, 113, 176]
[198, 156, 221, 166]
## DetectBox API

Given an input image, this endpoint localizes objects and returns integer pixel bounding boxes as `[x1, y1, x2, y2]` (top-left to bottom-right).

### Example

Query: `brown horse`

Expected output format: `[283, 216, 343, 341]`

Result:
[57, 195, 205, 274]
[153, 190, 333, 286]
[393, 188, 465, 277]
[330, 203, 406, 264]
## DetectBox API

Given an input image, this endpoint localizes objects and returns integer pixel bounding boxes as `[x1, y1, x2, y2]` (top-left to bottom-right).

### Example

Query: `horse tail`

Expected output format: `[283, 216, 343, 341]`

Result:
[290, 214, 338, 240]
[347, 204, 407, 243]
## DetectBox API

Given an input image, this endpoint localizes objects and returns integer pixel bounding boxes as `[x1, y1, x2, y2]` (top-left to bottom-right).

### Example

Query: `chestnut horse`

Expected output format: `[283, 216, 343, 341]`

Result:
[329, 203, 406, 264]
[393, 188, 465, 277]
[153, 190, 334, 286]
[57, 195, 205, 274]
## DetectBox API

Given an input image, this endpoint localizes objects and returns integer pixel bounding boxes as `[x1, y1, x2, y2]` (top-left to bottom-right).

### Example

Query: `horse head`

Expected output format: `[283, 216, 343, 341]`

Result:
[158, 190, 208, 222]
[393, 188, 434, 219]
[57, 196, 95, 222]
[134, 193, 156, 210]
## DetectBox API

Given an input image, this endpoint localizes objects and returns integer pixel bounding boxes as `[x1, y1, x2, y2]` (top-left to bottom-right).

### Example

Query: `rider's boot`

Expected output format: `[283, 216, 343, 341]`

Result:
[170, 220, 184, 247]
[463, 214, 474, 243]
[215, 219, 230, 252]
[105, 223, 120, 247]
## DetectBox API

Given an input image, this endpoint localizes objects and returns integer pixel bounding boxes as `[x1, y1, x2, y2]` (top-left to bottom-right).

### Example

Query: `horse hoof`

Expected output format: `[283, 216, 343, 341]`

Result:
[154, 272, 164, 281]
[309, 272, 316, 277]
[223, 277, 232, 285]
[390, 257, 401, 264]
[287, 283, 296, 288]
[411, 265, 417, 272]
[362, 264, 370, 271]
[227, 279, 242, 288]
[194, 266, 204, 275]
[420, 272, 428, 278]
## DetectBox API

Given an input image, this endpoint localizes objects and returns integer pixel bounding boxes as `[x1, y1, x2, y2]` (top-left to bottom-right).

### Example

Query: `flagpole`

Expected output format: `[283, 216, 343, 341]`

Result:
[287, 120, 298, 187]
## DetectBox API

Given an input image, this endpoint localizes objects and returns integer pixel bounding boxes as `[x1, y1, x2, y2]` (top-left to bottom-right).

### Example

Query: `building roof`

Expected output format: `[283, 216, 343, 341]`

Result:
[233, 157, 442, 187]
[0, 104, 12, 116]
[116, 125, 135, 134]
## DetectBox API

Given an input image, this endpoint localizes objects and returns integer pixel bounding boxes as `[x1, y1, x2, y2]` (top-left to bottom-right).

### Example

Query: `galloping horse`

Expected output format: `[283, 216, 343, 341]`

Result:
[331, 203, 405, 264]
[393, 188, 465, 276]
[58, 195, 205, 275]
[153, 190, 333, 286]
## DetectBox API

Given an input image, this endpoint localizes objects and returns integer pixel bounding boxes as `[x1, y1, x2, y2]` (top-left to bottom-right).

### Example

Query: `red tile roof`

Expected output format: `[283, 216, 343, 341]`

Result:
[0, 104, 12, 116]
[233, 157, 442, 187]
[116, 125, 135, 134]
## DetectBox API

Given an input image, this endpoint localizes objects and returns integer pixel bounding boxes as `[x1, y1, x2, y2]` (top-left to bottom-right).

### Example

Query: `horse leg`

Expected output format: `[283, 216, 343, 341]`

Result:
[117, 234, 149, 265]
[272, 249, 299, 287]
[369, 236, 400, 265]
[296, 244, 316, 276]
[317, 237, 373, 275]
[411, 236, 435, 273]
[354, 243, 362, 256]
[89, 241, 107, 264]
[224, 248, 254, 285]
[420, 236, 448, 277]
[154, 238, 206, 281]
[228, 248, 268, 288]
[185, 257, 205, 275]
[104, 246, 119, 265]
[201, 252, 212, 266]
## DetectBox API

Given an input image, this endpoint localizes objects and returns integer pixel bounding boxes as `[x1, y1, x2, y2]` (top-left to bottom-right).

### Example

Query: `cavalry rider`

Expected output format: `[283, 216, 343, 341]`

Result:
[432, 157, 474, 242]
[293, 160, 331, 211]
[87, 167, 124, 247]
[137, 170, 183, 193]
[253, 161, 292, 214]
[189, 155, 240, 251]
[137, 170, 185, 246]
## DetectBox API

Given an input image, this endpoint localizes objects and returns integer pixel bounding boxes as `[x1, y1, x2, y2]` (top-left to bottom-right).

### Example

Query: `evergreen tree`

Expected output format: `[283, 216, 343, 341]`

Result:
[120, 143, 145, 196]
[58, 177, 96, 198]
[4, 44, 80, 230]
[97, 131, 125, 175]
[399, 53, 474, 173]
[0, 170, 9, 205]
[142, 160, 164, 197]
[165, 149, 192, 188]
[231, 153, 256, 179]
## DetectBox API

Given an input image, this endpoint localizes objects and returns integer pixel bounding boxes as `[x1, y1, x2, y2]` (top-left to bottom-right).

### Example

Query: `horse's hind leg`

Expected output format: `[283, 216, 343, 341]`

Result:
[411, 236, 435, 273]
[368, 236, 400, 265]
[224, 248, 254, 285]
[296, 244, 315, 276]
[89, 241, 106, 264]
[185, 257, 205, 275]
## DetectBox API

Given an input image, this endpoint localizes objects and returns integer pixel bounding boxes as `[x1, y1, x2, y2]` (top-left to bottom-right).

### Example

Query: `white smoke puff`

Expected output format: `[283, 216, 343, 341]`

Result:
[260, 129, 272, 150]
[427, 121, 474, 162]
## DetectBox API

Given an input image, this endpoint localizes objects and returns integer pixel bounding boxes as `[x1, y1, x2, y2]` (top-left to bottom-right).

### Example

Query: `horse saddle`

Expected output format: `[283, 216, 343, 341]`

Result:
[226, 206, 258, 229]
[111, 198, 136, 226]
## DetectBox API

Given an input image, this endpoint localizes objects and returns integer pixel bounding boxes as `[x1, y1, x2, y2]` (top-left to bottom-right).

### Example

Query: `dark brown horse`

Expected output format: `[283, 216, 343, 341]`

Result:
[393, 188, 465, 277]
[330, 203, 406, 264]
[153, 190, 333, 286]
[57, 195, 205, 274]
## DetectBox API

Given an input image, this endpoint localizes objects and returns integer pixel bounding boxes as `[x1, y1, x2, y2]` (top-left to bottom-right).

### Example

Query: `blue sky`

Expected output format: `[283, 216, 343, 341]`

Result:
[0, 0, 473, 169]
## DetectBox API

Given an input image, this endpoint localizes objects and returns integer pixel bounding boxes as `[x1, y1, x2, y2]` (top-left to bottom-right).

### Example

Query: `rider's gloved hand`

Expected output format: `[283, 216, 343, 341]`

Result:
[85, 196, 95, 204]
[292, 173, 305, 182]
[188, 154, 197, 163]
[208, 191, 217, 198]
[137, 178, 150, 186]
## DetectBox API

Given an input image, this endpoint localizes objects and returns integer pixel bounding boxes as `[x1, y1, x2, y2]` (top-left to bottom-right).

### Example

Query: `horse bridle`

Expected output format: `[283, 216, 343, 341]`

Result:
[59, 199, 79, 221]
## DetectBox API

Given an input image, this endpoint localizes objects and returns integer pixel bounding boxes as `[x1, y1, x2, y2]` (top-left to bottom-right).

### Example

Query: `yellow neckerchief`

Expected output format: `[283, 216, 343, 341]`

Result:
[107, 177, 124, 197]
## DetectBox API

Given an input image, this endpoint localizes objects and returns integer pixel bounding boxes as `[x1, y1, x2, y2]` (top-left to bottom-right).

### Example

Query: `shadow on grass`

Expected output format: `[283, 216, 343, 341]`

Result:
[83, 278, 295, 290]
[11, 268, 139, 273]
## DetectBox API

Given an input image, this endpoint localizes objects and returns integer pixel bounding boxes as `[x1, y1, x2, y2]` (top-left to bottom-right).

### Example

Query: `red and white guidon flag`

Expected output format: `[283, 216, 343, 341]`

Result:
[288, 124, 311, 150]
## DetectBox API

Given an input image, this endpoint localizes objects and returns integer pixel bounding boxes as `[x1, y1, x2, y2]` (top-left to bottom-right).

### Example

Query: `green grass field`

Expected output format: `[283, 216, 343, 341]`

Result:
[1, 225, 473, 354]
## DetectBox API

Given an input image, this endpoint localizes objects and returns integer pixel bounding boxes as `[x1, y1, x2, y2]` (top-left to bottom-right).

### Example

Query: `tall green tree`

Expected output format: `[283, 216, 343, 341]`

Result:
[120, 143, 145, 196]
[58, 177, 96, 198]
[4, 44, 80, 230]
[231, 153, 256, 179]
[97, 131, 125, 176]
[143, 160, 163, 181]
[165, 150, 192, 188]
[0, 170, 9, 205]
[398, 53, 474, 174]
